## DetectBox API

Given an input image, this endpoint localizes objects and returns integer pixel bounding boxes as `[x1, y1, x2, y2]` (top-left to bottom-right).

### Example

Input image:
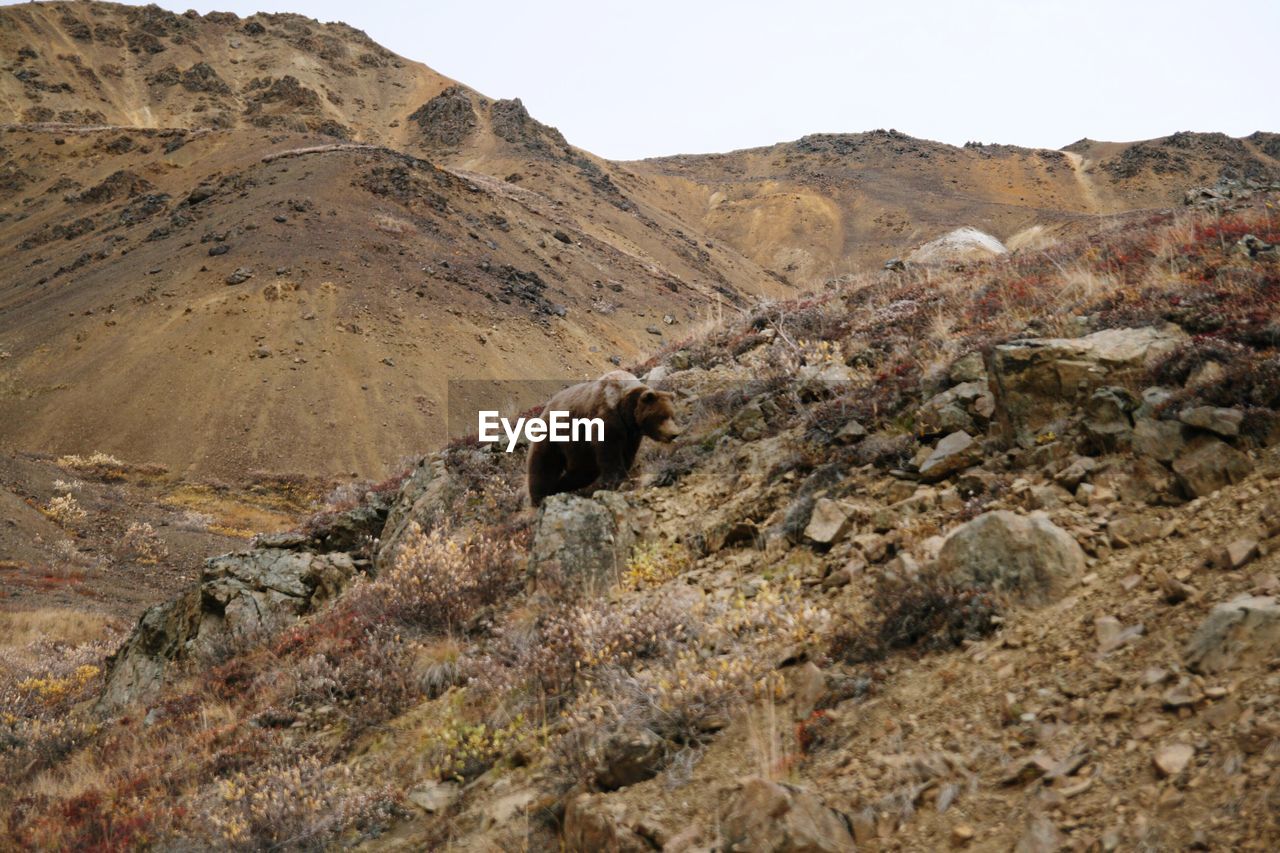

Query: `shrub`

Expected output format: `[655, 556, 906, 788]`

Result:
[352, 524, 525, 636]
[829, 571, 1000, 664]
[623, 540, 692, 589]
[43, 493, 86, 525]
[208, 755, 397, 850]
[117, 522, 169, 564]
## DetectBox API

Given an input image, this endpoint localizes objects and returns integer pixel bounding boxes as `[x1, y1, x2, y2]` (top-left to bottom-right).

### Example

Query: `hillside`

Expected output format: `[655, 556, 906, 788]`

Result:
[628, 129, 1280, 281]
[3, 2, 1277, 480]
[2, 187, 1278, 850]
[0, 1, 787, 478]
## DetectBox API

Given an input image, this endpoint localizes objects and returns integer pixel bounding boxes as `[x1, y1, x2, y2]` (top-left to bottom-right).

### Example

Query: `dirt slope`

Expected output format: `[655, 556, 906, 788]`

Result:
[0, 2, 786, 478]
[628, 130, 1280, 282]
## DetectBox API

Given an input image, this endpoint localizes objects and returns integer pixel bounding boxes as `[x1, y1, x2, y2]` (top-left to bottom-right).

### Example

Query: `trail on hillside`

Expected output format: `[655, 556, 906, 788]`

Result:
[1063, 150, 1102, 212]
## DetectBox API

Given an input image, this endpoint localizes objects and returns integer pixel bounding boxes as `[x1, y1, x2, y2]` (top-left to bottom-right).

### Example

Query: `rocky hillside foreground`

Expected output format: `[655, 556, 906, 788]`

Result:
[2, 189, 1278, 850]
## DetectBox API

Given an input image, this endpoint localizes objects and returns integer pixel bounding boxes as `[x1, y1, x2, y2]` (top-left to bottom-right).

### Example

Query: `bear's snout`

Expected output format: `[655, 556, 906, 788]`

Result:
[656, 422, 682, 442]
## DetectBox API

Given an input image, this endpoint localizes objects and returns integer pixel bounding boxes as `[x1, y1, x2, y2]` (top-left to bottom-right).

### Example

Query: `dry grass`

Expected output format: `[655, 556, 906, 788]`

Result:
[161, 482, 315, 538]
[0, 608, 115, 649]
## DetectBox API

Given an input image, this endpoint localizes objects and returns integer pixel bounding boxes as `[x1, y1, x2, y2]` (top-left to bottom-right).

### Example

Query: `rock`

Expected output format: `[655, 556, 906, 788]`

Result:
[1184, 595, 1280, 674]
[1132, 418, 1185, 462]
[937, 510, 1085, 606]
[1171, 436, 1252, 498]
[1134, 386, 1175, 420]
[1234, 233, 1276, 258]
[1094, 615, 1144, 654]
[1178, 406, 1243, 437]
[951, 823, 976, 846]
[1027, 483, 1071, 510]
[791, 662, 828, 719]
[798, 362, 855, 395]
[224, 267, 253, 285]
[916, 381, 994, 437]
[1153, 743, 1194, 777]
[98, 549, 359, 713]
[528, 492, 638, 593]
[1119, 457, 1178, 505]
[1081, 387, 1135, 453]
[1216, 538, 1259, 571]
[731, 401, 767, 441]
[949, 352, 987, 384]
[988, 325, 1186, 446]
[1108, 516, 1162, 548]
[1162, 678, 1204, 708]
[595, 728, 667, 791]
[1054, 456, 1097, 489]
[704, 520, 759, 553]
[563, 793, 651, 853]
[407, 781, 459, 813]
[643, 365, 669, 383]
[720, 777, 855, 853]
[919, 431, 982, 482]
[1185, 360, 1226, 390]
[207, 243, 229, 256]
[376, 455, 458, 571]
[835, 419, 867, 444]
[804, 498, 851, 545]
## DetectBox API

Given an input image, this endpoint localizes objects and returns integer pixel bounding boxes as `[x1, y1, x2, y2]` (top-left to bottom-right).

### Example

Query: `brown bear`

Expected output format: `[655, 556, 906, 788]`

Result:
[526, 370, 681, 506]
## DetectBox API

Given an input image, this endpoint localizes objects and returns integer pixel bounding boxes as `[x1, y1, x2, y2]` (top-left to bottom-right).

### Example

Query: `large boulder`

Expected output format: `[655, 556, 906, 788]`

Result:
[937, 510, 1085, 605]
[987, 325, 1186, 446]
[720, 777, 856, 852]
[529, 492, 641, 593]
[98, 548, 359, 713]
[1184, 595, 1280, 674]
[1171, 435, 1252, 498]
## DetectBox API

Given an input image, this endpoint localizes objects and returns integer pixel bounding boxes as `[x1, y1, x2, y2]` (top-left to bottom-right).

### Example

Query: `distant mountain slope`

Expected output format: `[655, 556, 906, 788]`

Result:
[627, 130, 1280, 280]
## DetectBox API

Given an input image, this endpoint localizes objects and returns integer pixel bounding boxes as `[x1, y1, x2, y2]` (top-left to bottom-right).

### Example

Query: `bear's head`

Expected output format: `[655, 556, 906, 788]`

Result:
[626, 386, 681, 442]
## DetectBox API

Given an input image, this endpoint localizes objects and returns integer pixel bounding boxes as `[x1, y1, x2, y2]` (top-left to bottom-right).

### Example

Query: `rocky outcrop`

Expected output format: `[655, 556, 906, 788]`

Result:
[720, 777, 856, 852]
[376, 454, 458, 572]
[937, 510, 1085, 606]
[98, 548, 360, 713]
[529, 492, 643, 593]
[408, 84, 477, 149]
[987, 326, 1186, 447]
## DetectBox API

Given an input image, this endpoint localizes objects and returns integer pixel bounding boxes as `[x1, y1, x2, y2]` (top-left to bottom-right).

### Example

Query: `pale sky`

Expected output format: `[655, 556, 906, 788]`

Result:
[48, 1, 1280, 159]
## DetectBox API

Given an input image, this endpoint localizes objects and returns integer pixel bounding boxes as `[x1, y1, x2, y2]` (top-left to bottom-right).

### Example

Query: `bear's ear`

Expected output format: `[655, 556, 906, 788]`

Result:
[619, 384, 648, 417]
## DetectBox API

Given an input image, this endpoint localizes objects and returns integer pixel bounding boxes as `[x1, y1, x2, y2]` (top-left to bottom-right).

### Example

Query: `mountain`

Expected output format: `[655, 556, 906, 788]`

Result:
[628, 129, 1280, 280]
[2, 1, 1276, 479]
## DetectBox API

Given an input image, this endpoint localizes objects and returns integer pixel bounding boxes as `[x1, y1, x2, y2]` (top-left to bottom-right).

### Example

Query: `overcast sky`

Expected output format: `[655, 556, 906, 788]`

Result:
[85, 1, 1280, 159]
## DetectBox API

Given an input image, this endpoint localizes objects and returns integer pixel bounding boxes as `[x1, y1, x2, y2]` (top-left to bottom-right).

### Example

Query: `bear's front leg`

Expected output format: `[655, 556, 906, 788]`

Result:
[593, 439, 630, 492]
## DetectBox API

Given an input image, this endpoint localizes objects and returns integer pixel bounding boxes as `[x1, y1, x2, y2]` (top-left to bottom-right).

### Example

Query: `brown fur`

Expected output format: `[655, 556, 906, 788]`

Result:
[526, 370, 680, 506]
